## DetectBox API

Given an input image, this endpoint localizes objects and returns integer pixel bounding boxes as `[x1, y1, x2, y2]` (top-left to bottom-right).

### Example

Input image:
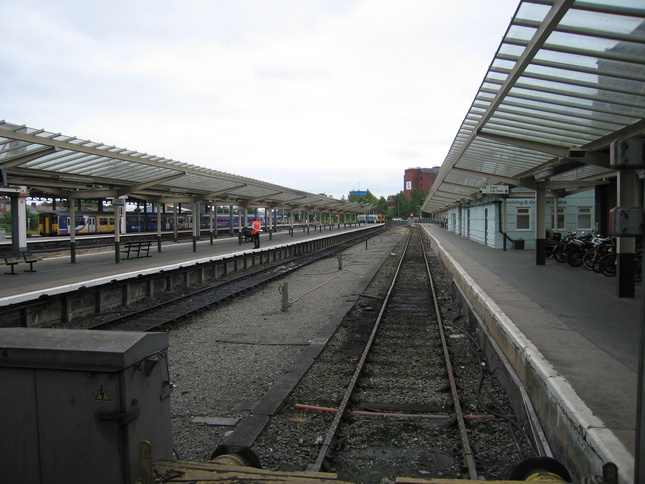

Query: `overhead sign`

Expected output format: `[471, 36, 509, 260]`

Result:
[108, 196, 127, 206]
[481, 185, 509, 195]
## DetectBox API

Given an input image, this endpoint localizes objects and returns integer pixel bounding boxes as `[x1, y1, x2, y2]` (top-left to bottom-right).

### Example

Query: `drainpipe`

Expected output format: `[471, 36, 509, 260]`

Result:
[495, 200, 512, 251]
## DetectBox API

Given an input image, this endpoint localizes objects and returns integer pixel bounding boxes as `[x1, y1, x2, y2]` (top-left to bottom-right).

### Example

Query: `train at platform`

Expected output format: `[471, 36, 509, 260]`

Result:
[37, 211, 258, 236]
[358, 213, 385, 223]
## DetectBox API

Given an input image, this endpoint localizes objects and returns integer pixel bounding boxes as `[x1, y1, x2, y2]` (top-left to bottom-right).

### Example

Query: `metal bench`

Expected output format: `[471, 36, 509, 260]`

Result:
[120, 241, 152, 260]
[3, 251, 43, 275]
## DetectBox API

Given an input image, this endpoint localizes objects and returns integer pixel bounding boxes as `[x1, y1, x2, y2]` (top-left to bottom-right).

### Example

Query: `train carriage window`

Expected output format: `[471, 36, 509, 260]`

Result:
[99, 217, 108, 225]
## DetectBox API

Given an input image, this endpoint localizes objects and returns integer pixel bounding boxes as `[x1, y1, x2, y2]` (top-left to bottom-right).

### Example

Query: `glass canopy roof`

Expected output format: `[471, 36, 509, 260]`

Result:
[0, 121, 364, 214]
[423, 0, 645, 213]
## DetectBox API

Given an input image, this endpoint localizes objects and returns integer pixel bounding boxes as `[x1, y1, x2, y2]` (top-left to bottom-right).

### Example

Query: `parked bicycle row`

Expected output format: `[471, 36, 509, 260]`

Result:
[546, 231, 642, 281]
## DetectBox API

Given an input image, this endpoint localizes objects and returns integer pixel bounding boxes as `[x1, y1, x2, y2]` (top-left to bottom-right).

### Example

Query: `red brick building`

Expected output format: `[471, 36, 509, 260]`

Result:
[403, 167, 439, 198]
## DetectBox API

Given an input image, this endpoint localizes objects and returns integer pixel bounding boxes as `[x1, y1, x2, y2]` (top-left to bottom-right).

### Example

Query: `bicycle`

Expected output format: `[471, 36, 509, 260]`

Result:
[582, 236, 614, 272]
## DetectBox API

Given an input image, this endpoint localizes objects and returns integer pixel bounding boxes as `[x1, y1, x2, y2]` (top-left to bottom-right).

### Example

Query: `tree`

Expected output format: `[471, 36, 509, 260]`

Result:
[382, 190, 428, 219]
[386, 192, 407, 219]
[0, 207, 39, 234]
[348, 189, 379, 207]
[374, 196, 389, 215]
[409, 188, 427, 217]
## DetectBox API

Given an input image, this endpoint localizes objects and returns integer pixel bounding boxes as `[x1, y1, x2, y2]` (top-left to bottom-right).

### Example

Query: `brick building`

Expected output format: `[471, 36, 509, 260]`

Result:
[403, 167, 439, 198]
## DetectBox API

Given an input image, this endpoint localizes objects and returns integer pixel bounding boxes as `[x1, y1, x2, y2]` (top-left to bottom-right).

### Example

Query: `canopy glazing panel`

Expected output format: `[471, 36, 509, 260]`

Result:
[423, 0, 645, 213]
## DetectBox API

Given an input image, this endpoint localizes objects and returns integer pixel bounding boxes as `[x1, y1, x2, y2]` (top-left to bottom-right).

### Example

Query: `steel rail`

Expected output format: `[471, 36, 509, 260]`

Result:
[307, 229, 413, 473]
[420, 229, 479, 480]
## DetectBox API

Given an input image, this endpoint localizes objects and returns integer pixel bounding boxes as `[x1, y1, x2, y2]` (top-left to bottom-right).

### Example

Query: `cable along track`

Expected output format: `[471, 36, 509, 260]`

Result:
[253, 227, 537, 481]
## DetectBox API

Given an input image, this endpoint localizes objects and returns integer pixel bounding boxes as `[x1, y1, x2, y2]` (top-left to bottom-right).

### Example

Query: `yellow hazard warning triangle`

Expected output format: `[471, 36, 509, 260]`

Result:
[95, 385, 110, 401]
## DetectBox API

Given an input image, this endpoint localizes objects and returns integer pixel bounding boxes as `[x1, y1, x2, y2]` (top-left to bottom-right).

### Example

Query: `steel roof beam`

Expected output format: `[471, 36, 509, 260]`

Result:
[476, 132, 566, 157]
[429, 0, 574, 195]
[475, 0, 575, 133]
[115, 172, 188, 197]
[450, 168, 520, 186]
[0, 147, 58, 169]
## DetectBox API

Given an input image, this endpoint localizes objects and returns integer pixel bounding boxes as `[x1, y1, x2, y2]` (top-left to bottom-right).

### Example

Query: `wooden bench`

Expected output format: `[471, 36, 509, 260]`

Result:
[3, 251, 43, 275]
[120, 241, 152, 260]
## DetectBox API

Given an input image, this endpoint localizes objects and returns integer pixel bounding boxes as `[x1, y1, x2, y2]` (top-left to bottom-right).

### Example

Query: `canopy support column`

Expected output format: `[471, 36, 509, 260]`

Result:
[616, 170, 638, 297]
[535, 185, 547, 265]
[9, 188, 28, 252]
[69, 199, 77, 263]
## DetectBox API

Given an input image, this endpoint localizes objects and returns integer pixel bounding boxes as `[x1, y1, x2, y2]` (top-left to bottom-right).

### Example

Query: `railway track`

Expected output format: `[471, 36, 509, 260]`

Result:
[89, 227, 387, 331]
[251, 227, 540, 481]
[307, 227, 478, 477]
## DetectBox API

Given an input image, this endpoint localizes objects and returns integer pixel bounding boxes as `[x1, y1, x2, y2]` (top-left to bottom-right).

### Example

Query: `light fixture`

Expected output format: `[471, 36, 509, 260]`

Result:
[534, 168, 554, 181]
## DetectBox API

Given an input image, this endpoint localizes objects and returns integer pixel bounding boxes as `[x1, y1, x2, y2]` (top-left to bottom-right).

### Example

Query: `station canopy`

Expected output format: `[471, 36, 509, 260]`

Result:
[423, 0, 645, 214]
[0, 121, 364, 215]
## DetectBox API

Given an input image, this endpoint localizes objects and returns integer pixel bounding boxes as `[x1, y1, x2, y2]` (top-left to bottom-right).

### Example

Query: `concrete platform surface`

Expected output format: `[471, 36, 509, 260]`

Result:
[0, 226, 357, 301]
[423, 224, 639, 483]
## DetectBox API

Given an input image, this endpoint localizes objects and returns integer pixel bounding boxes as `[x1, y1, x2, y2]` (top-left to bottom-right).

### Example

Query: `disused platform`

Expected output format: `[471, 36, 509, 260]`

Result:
[420, 224, 638, 484]
[0, 224, 375, 324]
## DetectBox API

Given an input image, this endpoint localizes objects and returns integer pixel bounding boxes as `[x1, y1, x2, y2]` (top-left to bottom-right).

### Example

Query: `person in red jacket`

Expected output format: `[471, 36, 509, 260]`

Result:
[251, 220, 261, 248]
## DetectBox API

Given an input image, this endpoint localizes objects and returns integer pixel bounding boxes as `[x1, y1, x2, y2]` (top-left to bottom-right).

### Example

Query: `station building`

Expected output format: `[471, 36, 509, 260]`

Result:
[443, 189, 597, 250]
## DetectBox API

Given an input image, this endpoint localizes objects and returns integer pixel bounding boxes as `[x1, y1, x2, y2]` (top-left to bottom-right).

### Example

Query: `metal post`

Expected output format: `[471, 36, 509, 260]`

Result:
[69, 199, 77, 263]
[502, 198, 507, 251]
[9, 189, 28, 252]
[617, 170, 638, 297]
[193, 202, 199, 252]
[114, 203, 121, 263]
[173, 203, 179, 242]
[637, 200, 645, 484]
[281, 283, 289, 312]
[210, 204, 214, 245]
[229, 205, 234, 237]
[535, 185, 546, 265]
[156, 205, 162, 252]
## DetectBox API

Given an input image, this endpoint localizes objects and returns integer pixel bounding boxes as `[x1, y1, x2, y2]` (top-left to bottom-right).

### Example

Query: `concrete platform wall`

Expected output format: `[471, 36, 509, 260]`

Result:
[0, 231, 353, 328]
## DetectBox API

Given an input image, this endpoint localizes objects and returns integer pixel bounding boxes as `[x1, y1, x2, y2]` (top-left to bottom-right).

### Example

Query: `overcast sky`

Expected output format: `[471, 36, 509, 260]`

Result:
[1, 0, 519, 200]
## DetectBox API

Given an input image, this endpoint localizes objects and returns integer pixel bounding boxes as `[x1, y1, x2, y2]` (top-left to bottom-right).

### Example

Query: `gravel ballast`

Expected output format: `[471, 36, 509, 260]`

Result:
[168, 228, 407, 462]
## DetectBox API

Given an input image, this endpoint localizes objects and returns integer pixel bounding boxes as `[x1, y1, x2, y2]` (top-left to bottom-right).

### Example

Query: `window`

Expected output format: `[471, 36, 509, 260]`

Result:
[550, 207, 565, 230]
[577, 207, 592, 230]
[516, 207, 530, 230]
